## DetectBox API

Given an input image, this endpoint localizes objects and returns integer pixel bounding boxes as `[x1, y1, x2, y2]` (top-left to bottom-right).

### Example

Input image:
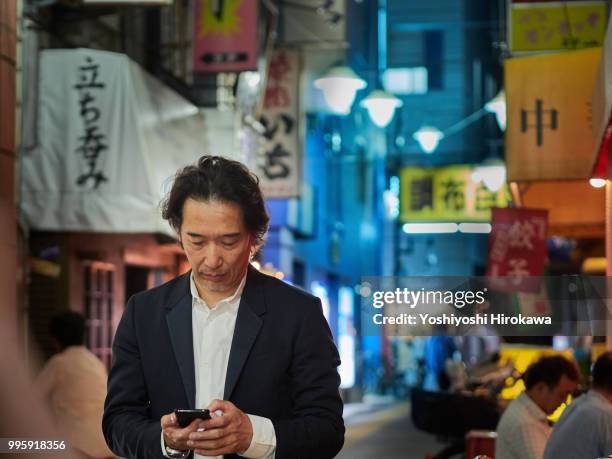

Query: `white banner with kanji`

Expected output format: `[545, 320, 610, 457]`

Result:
[21, 49, 235, 235]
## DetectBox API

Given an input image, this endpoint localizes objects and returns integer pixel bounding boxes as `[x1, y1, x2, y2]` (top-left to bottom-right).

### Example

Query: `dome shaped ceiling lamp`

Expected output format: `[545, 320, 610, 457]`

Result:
[472, 158, 507, 192]
[589, 178, 606, 188]
[484, 89, 506, 131]
[360, 89, 403, 128]
[314, 66, 367, 115]
[412, 125, 444, 154]
[413, 90, 507, 154]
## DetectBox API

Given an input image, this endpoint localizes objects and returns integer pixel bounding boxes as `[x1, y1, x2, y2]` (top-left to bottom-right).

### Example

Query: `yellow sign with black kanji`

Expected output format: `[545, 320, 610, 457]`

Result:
[399, 165, 510, 222]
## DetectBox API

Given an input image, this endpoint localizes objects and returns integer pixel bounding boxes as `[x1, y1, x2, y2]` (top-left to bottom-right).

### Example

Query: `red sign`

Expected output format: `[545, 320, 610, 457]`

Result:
[592, 121, 612, 179]
[192, 0, 257, 73]
[487, 208, 548, 291]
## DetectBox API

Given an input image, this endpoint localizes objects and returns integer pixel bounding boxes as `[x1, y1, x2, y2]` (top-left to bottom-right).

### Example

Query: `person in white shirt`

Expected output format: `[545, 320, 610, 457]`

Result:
[37, 311, 114, 458]
[495, 355, 579, 459]
[103, 156, 344, 459]
[544, 352, 612, 459]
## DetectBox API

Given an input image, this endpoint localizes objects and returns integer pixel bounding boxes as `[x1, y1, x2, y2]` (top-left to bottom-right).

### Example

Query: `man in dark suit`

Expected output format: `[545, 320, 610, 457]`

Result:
[102, 156, 344, 459]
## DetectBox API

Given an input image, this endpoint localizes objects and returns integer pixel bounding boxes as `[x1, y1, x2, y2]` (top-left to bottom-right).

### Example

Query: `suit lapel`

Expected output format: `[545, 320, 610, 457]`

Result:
[166, 279, 196, 408]
[224, 267, 266, 399]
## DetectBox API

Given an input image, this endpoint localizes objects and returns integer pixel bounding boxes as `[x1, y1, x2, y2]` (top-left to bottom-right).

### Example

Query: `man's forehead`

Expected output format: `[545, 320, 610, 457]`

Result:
[182, 198, 245, 221]
[185, 230, 242, 238]
[183, 197, 242, 213]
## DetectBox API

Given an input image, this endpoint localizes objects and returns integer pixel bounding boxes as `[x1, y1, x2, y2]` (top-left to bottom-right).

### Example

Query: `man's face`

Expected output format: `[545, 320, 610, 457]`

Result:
[179, 198, 253, 304]
[538, 374, 578, 415]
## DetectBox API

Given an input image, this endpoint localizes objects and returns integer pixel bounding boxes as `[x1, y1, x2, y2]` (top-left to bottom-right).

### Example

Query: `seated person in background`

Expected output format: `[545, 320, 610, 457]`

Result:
[36, 311, 114, 458]
[543, 352, 612, 459]
[495, 355, 579, 459]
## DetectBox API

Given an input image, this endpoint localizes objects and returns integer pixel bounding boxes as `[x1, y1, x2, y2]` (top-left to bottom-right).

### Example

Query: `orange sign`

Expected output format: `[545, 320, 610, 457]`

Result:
[505, 48, 601, 181]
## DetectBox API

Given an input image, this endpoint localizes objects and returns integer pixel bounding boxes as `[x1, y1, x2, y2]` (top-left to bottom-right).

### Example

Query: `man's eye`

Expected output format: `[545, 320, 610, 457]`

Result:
[221, 240, 238, 248]
[192, 241, 204, 247]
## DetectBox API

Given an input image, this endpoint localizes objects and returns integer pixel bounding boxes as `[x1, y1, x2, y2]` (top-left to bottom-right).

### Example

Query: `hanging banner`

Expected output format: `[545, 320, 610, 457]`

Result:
[505, 48, 601, 181]
[509, 1, 607, 52]
[21, 49, 234, 235]
[192, 0, 257, 73]
[257, 49, 301, 198]
[399, 165, 510, 222]
[487, 208, 548, 291]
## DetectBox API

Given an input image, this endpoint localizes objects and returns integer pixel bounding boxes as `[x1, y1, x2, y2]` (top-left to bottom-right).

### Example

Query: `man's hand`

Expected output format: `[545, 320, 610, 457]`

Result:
[186, 400, 253, 456]
[161, 412, 202, 452]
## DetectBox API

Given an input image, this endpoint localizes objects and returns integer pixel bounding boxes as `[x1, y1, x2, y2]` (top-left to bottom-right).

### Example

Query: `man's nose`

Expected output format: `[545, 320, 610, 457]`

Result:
[203, 245, 223, 268]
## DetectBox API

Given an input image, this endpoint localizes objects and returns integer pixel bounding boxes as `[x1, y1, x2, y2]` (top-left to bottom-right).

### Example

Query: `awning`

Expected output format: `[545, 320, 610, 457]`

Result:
[20, 49, 235, 236]
[510, 180, 605, 238]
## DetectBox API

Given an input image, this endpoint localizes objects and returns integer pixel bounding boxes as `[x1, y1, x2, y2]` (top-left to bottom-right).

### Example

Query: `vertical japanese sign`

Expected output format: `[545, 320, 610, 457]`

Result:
[487, 208, 548, 289]
[259, 49, 301, 198]
[22, 49, 207, 235]
[509, 1, 607, 52]
[193, 0, 258, 73]
[74, 55, 109, 190]
[505, 48, 601, 181]
[399, 165, 509, 222]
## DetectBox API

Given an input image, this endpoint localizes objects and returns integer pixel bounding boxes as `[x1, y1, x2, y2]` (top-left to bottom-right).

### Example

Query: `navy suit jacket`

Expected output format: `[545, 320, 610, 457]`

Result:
[102, 267, 345, 458]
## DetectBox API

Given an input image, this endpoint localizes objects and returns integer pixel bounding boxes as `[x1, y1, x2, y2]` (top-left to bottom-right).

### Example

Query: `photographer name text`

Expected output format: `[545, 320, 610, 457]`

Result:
[372, 312, 552, 326]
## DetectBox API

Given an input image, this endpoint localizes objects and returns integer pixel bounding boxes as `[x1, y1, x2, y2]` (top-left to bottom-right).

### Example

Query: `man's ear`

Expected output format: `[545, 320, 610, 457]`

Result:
[531, 381, 548, 395]
[249, 239, 260, 260]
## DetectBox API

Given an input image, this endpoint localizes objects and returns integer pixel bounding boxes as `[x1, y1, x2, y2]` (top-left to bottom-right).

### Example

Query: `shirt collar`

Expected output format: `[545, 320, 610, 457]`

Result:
[189, 271, 247, 310]
[518, 392, 549, 423]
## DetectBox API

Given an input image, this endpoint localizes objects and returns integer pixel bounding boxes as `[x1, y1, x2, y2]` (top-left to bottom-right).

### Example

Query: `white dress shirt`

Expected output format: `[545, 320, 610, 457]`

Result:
[162, 273, 276, 459]
[495, 392, 551, 459]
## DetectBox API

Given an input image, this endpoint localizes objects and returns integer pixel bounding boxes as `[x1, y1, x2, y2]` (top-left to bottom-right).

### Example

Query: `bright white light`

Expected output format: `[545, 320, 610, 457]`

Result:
[251, 261, 261, 270]
[382, 67, 428, 95]
[413, 126, 444, 154]
[338, 335, 355, 388]
[383, 175, 400, 220]
[338, 287, 355, 389]
[485, 90, 506, 131]
[402, 223, 458, 234]
[243, 71, 261, 88]
[473, 159, 507, 192]
[590, 178, 607, 188]
[314, 66, 366, 114]
[458, 223, 492, 234]
[311, 281, 331, 321]
[360, 89, 403, 128]
[383, 190, 400, 220]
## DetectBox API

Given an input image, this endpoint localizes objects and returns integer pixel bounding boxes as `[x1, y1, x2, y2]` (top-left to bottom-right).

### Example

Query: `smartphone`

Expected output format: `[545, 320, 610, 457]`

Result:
[174, 409, 211, 427]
